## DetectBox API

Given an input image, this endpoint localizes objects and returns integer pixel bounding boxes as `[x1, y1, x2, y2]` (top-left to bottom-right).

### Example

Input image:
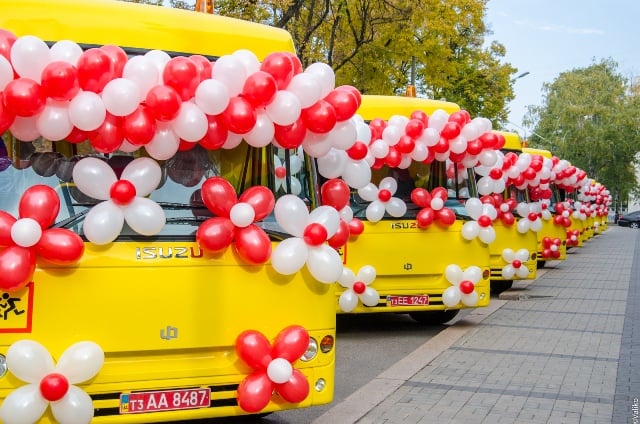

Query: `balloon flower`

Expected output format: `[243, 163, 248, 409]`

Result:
[72, 157, 165, 245]
[337, 265, 379, 312]
[566, 229, 580, 247]
[274, 153, 302, 195]
[235, 325, 310, 413]
[410, 187, 456, 228]
[501, 248, 531, 279]
[481, 194, 516, 226]
[442, 264, 482, 307]
[0, 185, 84, 292]
[541, 236, 562, 259]
[271, 195, 342, 283]
[461, 197, 497, 244]
[515, 202, 543, 234]
[196, 176, 274, 265]
[357, 176, 407, 222]
[0, 340, 104, 424]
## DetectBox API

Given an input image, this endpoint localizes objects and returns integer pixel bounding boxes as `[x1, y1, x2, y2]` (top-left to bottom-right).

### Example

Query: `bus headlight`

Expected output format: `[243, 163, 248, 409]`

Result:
[300, 337, 318, 362]
[0, 354, 6, 378]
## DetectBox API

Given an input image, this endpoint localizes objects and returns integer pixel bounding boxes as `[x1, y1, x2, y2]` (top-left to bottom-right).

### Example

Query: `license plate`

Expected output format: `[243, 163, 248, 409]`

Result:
[120, 388, 211, 414]
[387, 295, 429, 306]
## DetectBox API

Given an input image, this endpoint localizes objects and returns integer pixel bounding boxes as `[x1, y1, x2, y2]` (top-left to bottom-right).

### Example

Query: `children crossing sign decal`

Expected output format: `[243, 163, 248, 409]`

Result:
[0, 283, 34, 333]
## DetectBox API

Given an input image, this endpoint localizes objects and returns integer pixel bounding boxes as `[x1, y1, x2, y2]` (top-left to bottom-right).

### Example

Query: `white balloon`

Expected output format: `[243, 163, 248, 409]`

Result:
[194, 78, 230, 115]
[386, 198, 407, 217]
[121, 157, 162, 197]
[265, 90, 301, 126]
[286, 73, 322, 108]
[55, 341, 104, 384]
[50, 385, 95, 424]
[274, 195, 309, 237]
[515, 249, 530, 262]
[366, 201, 386, 222]
[478, 226, 496, 244]
[381, 125, 402, 146]
[212, 55, 247, 96]
[502, 264, 515, 279]
[0, 55, 13, 92]
[7, 340, 54, 383]
[232, 49, 261, 76]
[501, 248, 515, 263]
[230, 203, 255, 227]
[222, 131, 243, 149]
[516, 266, 530, 279]
[50, 40, 83, 65]
[101, 78, 141, 117]
[463, 266, 482, 283]
[304, 62, 335, 98]
[144, 49, 171, 76]
[445, 264, 463, 285]
[516, 219, 530, 234]
[369, 139, 390, 159]
[461, 291, 479, 307]
[124, 197, 166, 236]
[271, 237, 308, 275]
[37, 100, 74, 141]
[355, 120, 371, 144]
[145, 123, 180, 160]
[356, 265, 377, 284]
[11, 35, 51, 82]
[427, 109, 448, 132]
[339, 206, 353, 223]
[411, 142, 428, 162]
[10, 116, 41, 142]
[172, 102, 208, 142]
[478, 149, 497, 167]
[379, 176, 398, 193]
[530, 218, 542, 232]
[442, 286, 461, 307]
[122, 56, 160, 98]
[361, 287, 380, 307]
[11, 218, 42, 247]
[306, 245, 343, 283]
[338, 267, 356, 288]
[461, 221, 479, 240]
[73, 157, 117, 200]
[449, 136, 468, 154]
[465, 198, 483, 219]
[358, 183, 379, 202]
[342, 161, 371, 189]
[339, 290, 359, 312]
[421, 127, 440, 146]
[244, 110, 275, 148]
[84, 201, 124, 245]
[68, 91, 107, 132]
[317, 149, 347, 179]
[328, 119, 357, 150]
[0, 384, 49, 424]
[301, 131, 331, 158]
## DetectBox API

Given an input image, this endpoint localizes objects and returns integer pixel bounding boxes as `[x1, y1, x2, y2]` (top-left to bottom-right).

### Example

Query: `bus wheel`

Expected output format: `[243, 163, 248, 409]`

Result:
[409, 310, 459, 325]
[490, 280, 513, 295]
[537, 260, 546, 269]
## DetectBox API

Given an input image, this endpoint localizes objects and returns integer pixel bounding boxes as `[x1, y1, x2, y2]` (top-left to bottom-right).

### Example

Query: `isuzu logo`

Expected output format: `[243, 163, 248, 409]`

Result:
[136, 247, 203, 259]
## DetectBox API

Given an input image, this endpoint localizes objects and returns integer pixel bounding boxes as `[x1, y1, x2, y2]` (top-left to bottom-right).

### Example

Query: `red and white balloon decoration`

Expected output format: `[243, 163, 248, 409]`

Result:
[0, 340, 104, 424]
[72, 157, 165, 245]
[501, 248, 531, 279]
[337, 265, 379, 312]
[357, 176, 407, 222]
[0, 185, 84, 292]
[235, 325, 310, 413]
[410, 187, 456, 228]
[461, 197, 497, 244]
[443, 264, 481, 307]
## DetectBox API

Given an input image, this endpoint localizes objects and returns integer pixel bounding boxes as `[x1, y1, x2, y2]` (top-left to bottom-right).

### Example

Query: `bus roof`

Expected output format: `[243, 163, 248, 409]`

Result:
[522, 147, 553, 158]
[356, 95, 460, 120]
[0, 0, 296, 59]
[493, 130, 523, 151]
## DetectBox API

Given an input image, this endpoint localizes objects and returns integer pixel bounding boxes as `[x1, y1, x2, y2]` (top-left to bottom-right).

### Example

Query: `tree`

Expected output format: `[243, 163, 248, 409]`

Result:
[524, 58, 640, 204]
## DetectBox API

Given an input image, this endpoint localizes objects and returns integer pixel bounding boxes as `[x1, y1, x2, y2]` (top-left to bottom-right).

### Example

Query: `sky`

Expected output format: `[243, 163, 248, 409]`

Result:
[484, 0, 640, 138]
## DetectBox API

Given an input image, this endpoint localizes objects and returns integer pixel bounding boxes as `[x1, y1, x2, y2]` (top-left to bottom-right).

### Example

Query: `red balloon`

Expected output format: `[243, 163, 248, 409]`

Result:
[494, 133, 506, 150]
[478, 132, 499, 149]
[189, 55, 213, 82]
[260, 52, 295, 89]
[416, 207, 435, 228]
[275, 369, 310, 403]
[397, 135, 415, 154]
[3, 78, 46, 117]
[410, 188, 432, 208]
[76, 48, 114, 93]
[0, 29, 16, 61]
[500, 212, 515, 226]
[348, 218, 364, 236]
[88, 113, 124, 153]
[466, 139, 483, 155]
[196, 216, 235, 251]
[236, 330, 273, 370]
[301, 100, 336, 134]
[65, 127, 88, 144]
[19, 185, 60, 228]
[145, 85, 182, 122]
[384, 146, 402, 168]
[477, 215, 492, 227]
[242, 71, 277, 107]
[0, 210, 16, 246]
[432, 137, 449, 154]
[321, 179, 350, 210]
[222, 96, 257, 134]
[284, 52, 303, 75]
[459, 280, 475, 294]
[328, 219, 349, 248]
[110, 180, 137, 205]
[440, 121, 461, 140]
[234, 225, 272, 264]
[39, 373, 69, 402]
[448, 110, 469, 126]
[36, 228, 84, 264]
[0, 246, 36, 292]
[436, 208, 456, 226]
[346, 141, 368, 160]
[199, 114, 228, 150]
[303, 223, 327, 246]
[431, 187, 448, 201]
[404, 119, 424, 138]
[237, 371, 273, 413]
[336, 85, 361, 108]
[239, 186, 275, 221]
[274, 118, 306, 149]
[0, 93, 15, 134]
[163, 56, 199, 101]
[201, 176, 238, 217]
[123, 105, 156, 146]
[272, 325, 310, 362]
[368, 118, 386, 141]
[324, 88, 358, 121]
[100, 45, 128, 78]
[40, 61, 79, 101]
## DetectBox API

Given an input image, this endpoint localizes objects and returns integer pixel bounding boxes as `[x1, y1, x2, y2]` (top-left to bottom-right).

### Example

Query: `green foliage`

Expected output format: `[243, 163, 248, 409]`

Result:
[525, 58, 640, 203]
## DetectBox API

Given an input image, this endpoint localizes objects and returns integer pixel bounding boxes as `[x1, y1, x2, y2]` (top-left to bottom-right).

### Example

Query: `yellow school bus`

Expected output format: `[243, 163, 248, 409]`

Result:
[522, 147, 567, 264]
[0, 0, 336, 422]
[487, 131, 537, 292]
[331, 95, 491, 324]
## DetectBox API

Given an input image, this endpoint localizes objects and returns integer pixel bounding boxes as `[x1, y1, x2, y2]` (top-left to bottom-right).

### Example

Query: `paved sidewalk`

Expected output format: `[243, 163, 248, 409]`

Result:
[316, 226, 638, 424]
